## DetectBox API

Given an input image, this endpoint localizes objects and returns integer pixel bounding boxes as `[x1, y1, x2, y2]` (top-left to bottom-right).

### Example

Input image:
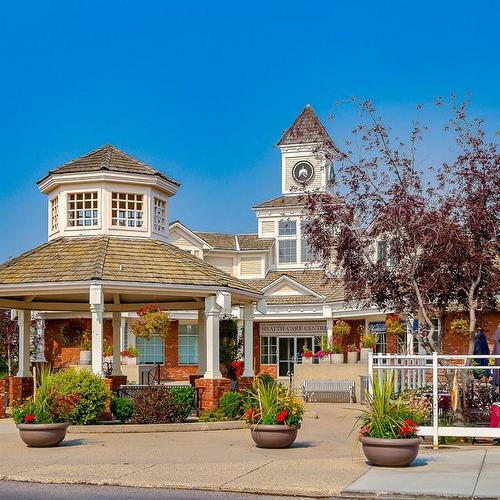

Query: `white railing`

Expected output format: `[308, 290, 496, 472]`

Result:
[368, 352, 500, 448]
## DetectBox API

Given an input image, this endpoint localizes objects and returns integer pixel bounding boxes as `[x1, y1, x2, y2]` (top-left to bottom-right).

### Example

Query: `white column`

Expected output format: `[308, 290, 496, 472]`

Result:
[90, 285, 104, 375]
[197, 308, 207, 375]
[112, 311, 123, 376]
[326, 318, 334, 344]
[16, 310, 32, 377]
[35, 318, 47, 362]
[204, 295, 222, 379]
[243, 303, 254, 377]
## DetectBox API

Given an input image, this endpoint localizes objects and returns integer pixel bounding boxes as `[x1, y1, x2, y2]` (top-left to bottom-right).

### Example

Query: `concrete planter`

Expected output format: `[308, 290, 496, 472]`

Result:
[125, 357, 137, 365]
[360, 347, 373, 362]
[250, 424, 299, 448]
[17, 422, 69, 447]
[301, 357, 313, 364]
[79, 350, 91, 365]
[318, 356, 331, 364]
[347, 351, 359, 364]
[360, 436, 422, 467]
[331, 353, 344, 364]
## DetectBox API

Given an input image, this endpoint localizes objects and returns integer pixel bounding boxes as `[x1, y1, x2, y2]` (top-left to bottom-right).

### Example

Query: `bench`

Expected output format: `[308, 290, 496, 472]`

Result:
[302, 380, 355, 403]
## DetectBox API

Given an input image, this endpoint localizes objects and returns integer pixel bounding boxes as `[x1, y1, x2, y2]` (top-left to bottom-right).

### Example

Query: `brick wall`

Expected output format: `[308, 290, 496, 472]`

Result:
[8, 376, 33, 408]
[0, 379, 6, 418]
[195, 377, 231, 409]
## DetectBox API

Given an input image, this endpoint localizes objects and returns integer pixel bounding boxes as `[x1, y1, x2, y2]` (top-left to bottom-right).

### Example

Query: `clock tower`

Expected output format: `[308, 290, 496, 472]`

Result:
[277, 104, 336, 195]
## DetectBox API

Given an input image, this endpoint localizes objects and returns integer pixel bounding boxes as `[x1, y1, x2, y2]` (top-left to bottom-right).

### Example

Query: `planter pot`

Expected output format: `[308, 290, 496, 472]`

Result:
[301, 357, 313, 364]
[124, 357, 137, 365]
[360, 436, 422, 467]
[318, 356, 331, 364]
[331, 353, 344, 364]
[79, 350, 91, 365]
[250, 424, 299, 448]
[347, 351, 359, 364]
[360, 347, 373, 362]
[17, 422, 69, 447]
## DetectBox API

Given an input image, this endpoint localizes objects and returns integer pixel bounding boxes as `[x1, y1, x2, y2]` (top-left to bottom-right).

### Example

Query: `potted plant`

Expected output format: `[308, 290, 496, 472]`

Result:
[315, 350, 329, 364]
[103, 339, 113, 364]
[330, 342, 344, 364]
[12, 365, 78, 447]
[332, 320, 351, 339]
[121, 346, 139, 365]
[79, 329, 91, 365]
[357, 371, 426, 466]
[301, 347, 314, 364]
[244, 376, 304, 448]
[360, 331, 378, 362]
[346, 343, 359, 364]
[131, 305, 171, 340]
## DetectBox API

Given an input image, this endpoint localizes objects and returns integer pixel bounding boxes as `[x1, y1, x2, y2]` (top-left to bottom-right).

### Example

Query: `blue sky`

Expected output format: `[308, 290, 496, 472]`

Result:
[0, 0, 498, 262]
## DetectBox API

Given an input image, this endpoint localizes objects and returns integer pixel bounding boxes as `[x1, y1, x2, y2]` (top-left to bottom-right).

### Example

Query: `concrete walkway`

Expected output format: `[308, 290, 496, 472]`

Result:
[0, 404, 368, 498]
[344, 447, 500, 499]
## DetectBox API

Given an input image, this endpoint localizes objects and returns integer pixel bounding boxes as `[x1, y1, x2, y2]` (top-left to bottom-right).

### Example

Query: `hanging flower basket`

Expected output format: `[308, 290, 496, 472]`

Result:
[60, 319, 86, 346]
[332, 320, 351, 339]
[131, 305, 171, 340]
[450, 318, 469, 338]
[386, 315, 405, 337]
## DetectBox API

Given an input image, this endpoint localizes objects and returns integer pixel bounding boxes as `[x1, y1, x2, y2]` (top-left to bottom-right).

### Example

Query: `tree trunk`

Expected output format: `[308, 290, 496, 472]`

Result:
[468, 302, 476, 355]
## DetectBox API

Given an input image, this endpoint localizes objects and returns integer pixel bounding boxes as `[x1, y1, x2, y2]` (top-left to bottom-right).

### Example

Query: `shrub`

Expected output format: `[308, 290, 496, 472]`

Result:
[219, 391, 244, 420]
[111, 397, 134, 423]
[130, 386, 187, 424]
[169, 386, 195, 419]
[51, 368, 110, 425]
[198, 408, 227, 422]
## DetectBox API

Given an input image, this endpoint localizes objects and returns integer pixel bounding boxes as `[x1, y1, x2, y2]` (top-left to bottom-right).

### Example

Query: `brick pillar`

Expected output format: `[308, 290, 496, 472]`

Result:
[105, 375, 127, 391]
[0, 379, 6, 418]
[8, 376, 34, 408]
[195, 377, 231, 409]
[103, 377, 112, 414]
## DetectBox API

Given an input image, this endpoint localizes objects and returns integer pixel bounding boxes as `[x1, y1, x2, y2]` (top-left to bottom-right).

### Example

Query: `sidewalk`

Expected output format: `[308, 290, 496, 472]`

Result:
[0, 404, 368, 498]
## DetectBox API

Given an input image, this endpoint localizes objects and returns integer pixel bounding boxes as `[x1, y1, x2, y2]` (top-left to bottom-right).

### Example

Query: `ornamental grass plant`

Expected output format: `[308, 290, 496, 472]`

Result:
[358, 371, 428, 439]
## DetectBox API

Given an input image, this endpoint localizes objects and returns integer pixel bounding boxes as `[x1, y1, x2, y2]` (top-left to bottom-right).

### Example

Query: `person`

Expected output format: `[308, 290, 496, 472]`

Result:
[473, 327, 490, 379]
[493, 325, 500, 394]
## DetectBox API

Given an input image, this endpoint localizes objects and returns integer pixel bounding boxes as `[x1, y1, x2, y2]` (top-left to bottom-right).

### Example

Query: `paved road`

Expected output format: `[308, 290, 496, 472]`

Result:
[0, 481, 301, 500]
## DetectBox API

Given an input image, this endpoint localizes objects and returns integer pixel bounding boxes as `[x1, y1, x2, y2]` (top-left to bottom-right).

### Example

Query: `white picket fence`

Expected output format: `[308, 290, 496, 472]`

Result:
[368, 352, 500, 448]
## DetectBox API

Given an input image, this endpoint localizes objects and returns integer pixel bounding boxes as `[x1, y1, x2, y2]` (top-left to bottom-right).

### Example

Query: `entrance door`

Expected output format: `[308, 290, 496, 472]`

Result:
[278, 337, 314, 377]
[278, 338, 295, 377]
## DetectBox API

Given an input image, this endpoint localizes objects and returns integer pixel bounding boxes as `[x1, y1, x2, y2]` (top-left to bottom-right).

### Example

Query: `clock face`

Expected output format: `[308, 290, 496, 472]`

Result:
[292, 161, 315, 185]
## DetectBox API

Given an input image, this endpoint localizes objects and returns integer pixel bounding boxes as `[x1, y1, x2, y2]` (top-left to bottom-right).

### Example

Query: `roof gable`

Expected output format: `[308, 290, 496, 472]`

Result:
[262, 275, 325, 299]
[278, 105, 333, 146]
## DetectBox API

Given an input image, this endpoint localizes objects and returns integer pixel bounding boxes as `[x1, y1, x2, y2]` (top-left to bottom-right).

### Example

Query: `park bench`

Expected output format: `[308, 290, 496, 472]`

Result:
[302, 380, 355, 403]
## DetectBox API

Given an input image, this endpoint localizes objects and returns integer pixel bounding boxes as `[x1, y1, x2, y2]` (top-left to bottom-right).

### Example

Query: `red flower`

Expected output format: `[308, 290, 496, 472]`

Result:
[24, 414, 35, 424]
[359, 425, 370, 436]
[399, 419, 418, 437]
[245, 408, 256, 422]
[276, 410, 288, 423]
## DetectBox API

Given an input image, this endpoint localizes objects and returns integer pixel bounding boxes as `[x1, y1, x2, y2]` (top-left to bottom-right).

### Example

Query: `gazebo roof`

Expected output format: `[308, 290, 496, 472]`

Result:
[0, 236, 261, 297]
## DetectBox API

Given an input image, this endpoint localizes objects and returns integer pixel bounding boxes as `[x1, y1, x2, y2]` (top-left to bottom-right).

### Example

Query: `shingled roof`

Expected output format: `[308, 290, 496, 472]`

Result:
[277, 105, 334, 147]
[194, 232, 274, 251]
[0, 236, 261, 295]
[37, 145, 180, 186]
[253, 194, 306, 210]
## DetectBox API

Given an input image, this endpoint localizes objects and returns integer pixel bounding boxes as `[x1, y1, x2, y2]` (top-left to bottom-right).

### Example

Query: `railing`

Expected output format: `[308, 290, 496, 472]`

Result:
[141, 363, 161, 386]
[368, 352, 500, 448]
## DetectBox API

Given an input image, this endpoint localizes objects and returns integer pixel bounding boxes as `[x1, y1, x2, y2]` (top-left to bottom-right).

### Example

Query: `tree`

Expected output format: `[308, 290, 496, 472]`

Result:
[0, 310, 18, 376]
[303, 98, 498, 353]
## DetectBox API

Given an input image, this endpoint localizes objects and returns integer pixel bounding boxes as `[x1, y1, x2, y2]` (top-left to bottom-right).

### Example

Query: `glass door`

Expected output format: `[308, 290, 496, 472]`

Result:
[296, 337, 313, 356]
[278, 338, 295, 377]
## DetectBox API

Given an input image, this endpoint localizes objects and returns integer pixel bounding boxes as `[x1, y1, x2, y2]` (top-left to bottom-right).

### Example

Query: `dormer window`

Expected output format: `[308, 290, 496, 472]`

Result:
[50, 196, 59, 232]
[68, 192, 99, 227]
[153, 197, 166, 233]
[111, 193, 144, 228]
[278, 220, 297, 264]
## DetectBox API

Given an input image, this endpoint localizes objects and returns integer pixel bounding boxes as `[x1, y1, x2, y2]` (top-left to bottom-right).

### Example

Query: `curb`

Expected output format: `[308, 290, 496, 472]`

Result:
[68, 420, 247, 433]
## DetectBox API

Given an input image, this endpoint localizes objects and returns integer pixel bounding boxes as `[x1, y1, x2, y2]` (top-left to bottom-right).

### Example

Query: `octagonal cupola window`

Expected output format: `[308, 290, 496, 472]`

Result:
[37, 145, 180, 242]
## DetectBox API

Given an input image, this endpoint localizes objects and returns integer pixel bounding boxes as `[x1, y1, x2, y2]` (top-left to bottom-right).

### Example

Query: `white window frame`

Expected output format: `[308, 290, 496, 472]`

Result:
[67, 191, 99, 228]
[278, 219, 297, 264]
[136, 333, 164, 365]
[153, 197, 166, 233]
[179, 324, 199, 365]
[260, 336, 277, 364]
[50, 196, 59, 232]
[111, 192, 144, 228]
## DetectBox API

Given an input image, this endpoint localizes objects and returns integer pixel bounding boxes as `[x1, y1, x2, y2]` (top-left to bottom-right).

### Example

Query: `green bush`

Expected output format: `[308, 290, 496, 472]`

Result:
[219, 391, 244, 420]
[169, 386, 195, 419]
[198, 408, 227, 422]
[130, 386, 188, 424]
[51, 368, 110, 425]
[111, 397, 134, 423]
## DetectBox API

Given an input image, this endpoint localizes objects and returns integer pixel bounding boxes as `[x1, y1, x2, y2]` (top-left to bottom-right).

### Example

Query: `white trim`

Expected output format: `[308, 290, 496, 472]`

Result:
[169, 221, 214, 249]
[262, 275, 325, 299]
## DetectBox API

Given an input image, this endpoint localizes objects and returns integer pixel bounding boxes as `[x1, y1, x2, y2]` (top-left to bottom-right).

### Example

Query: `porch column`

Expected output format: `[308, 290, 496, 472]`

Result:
[326, 318, 334, 344]
[197, 308, 207, 375]
[90, 284, 104, 375]
[112, 311, 123, 376]
[16, 310, 32, 377]
[204, 295, 222, 379]
[242, 303, 254, 377]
